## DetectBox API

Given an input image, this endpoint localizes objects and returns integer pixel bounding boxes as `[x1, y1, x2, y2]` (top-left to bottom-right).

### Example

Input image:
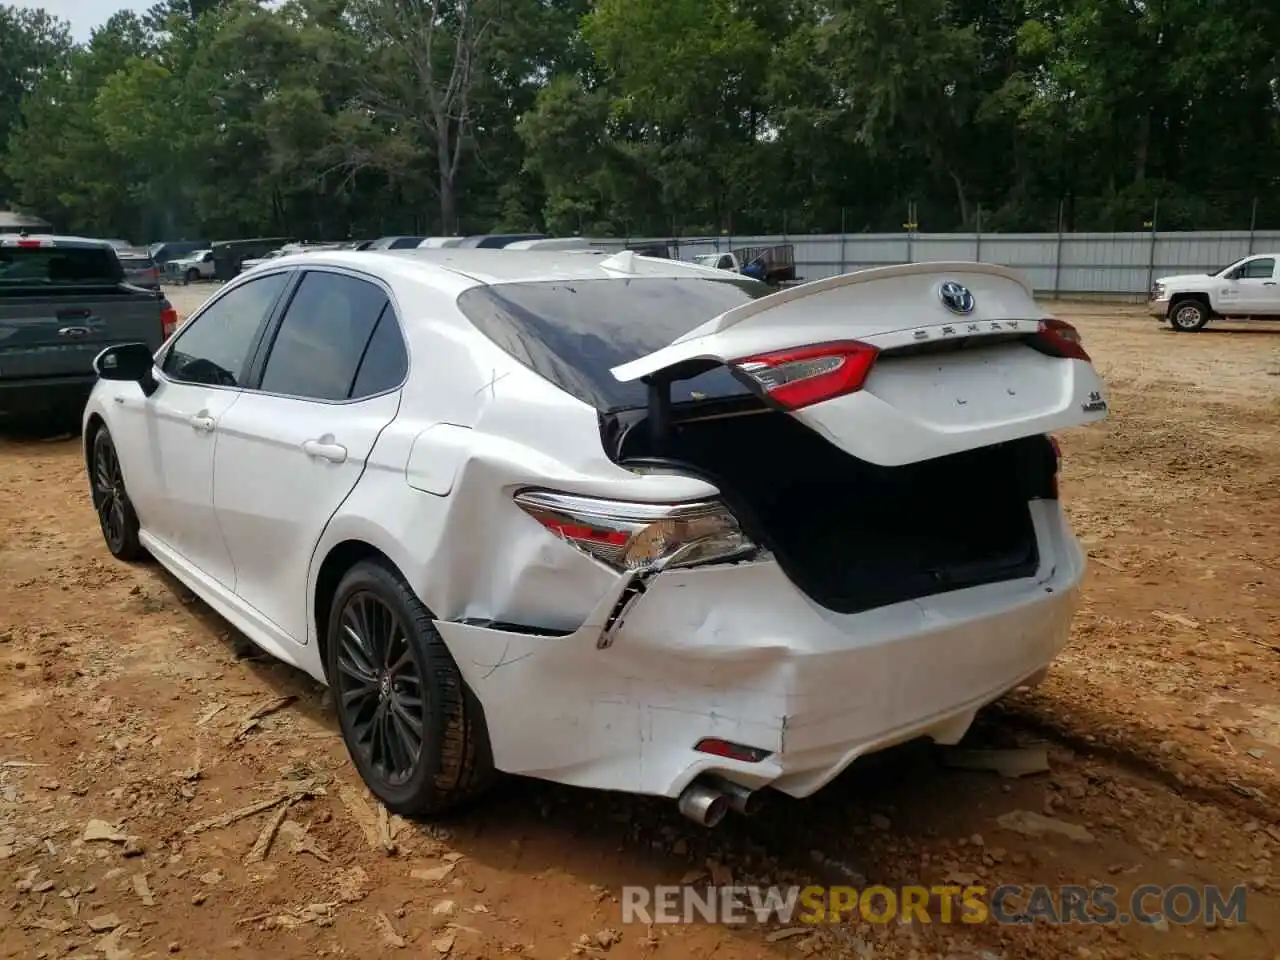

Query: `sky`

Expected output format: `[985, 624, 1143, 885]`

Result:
[11, 0, 152, 41]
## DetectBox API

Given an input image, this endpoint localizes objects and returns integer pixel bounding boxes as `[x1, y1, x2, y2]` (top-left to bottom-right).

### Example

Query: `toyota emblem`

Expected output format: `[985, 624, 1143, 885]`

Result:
[939, 281, 976, 315]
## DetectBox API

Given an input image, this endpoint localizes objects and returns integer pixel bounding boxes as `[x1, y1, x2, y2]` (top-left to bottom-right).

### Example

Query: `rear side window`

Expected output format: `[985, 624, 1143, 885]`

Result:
[258, 271, 391, 401]
[0, 245, 122, 290]
[163, 272, 289, 387]
[457, 277, 770, 411]
[350, 308, 408, 397]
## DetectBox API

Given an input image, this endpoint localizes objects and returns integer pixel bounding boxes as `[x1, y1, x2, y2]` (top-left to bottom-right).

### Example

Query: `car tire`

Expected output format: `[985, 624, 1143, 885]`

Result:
[185, 268, 200, 284]
[1169, 299, 1210, 332]
[89, 426, 145, 561]
[326, 560, 495, 816]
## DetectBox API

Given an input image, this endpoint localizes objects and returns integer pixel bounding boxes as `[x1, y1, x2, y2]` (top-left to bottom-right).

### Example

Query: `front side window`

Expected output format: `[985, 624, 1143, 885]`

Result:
[1241, 258, 1276, 279]
[162, 272, 289, 387]
[258, 271, 391, 401]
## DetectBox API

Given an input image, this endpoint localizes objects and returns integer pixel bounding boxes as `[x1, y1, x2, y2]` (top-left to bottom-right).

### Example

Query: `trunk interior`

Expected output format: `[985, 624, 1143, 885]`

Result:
[615, 408, 1056, 614]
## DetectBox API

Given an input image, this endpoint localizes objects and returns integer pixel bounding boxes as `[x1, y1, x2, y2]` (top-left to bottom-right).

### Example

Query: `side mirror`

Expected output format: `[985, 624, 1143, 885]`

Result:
[94, 343, 158, 396]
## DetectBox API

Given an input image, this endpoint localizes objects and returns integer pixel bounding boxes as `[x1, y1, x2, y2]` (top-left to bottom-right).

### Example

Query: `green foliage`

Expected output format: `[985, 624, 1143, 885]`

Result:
[1, 0, 1278, 238]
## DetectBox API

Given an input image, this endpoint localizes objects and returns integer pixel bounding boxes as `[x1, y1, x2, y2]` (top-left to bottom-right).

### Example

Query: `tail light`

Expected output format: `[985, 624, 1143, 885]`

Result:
[160, 304, 179, 339]
[1031, 318, 1090, 361]
[732, 341, 879, 410]
[514, 491, 757, 573]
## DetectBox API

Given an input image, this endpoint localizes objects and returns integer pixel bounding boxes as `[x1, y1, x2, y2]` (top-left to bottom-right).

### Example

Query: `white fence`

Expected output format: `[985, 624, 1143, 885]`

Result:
[618, 230, 1280, 297]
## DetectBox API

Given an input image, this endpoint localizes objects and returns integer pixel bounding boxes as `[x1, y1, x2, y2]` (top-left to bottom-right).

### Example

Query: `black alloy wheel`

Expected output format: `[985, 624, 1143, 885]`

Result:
[334, 590, 425, 787]
[90, 428, 144, 561]
[326, 561, 494, 815]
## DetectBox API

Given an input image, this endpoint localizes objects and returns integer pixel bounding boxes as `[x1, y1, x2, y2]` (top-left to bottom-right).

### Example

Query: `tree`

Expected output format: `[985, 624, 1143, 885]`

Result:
[348, 0, 499, 232]
[0, 4, 72, 204]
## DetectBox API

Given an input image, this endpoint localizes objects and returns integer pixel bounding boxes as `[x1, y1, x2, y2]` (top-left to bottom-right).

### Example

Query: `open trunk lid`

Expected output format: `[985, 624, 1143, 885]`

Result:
[610, 262, 1109, 466]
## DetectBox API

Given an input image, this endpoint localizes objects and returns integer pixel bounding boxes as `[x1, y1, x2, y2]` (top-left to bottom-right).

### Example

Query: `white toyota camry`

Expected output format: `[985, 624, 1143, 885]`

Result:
[82, 249, 1107, 827]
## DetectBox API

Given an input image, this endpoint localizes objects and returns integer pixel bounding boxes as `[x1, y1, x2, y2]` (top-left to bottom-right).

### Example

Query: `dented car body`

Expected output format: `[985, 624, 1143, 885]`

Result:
[82, 249, 1107, 824]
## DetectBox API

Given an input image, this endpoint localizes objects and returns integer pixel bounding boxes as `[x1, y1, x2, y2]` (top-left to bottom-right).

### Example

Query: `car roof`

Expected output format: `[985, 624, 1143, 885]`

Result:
[258, 247, 732, 287]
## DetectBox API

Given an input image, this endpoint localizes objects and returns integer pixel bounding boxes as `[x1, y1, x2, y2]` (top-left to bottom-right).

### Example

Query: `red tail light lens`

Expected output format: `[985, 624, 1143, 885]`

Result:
[694, 738, 772, 763]
[733, 341, 879, 410]
[160, 305, 179, 339]
[1032, 318, 1090, 361]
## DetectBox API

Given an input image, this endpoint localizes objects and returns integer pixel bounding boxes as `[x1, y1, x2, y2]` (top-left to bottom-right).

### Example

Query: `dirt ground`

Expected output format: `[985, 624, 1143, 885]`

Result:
[1, 290, 1278, 960]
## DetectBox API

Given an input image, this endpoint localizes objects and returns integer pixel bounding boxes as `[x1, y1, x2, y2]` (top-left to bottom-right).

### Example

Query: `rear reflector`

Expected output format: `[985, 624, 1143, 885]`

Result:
[15, 238, 47, 249]
[694, 738, 772, 763]
[1031, 318, 1090, 361]
[733, 341, 879, 410]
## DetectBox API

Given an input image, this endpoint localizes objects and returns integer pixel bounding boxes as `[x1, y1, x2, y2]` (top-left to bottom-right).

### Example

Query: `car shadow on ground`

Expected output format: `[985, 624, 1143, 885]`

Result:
[0, 420, 82, 445]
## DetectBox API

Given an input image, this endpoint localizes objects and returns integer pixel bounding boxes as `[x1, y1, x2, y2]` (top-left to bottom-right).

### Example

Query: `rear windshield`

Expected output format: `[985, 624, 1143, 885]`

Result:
[0, 245, 123, 290]
[457, 277, 771, 412]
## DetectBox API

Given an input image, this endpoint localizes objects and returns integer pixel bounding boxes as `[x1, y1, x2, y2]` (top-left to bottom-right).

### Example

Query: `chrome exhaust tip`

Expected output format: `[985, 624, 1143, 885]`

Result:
[711, 777, 765, 817]
[677, 780, 729, 827]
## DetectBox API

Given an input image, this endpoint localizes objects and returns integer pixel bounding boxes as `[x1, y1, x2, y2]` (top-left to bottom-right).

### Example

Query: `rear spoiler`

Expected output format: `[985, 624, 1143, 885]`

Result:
[668, 261, 1033, 344]
[611, 262, 1042, 384]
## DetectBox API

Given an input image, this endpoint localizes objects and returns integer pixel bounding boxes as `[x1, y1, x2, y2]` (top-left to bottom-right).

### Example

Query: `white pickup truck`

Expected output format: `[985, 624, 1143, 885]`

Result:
[168, 249, 216, 284]
[1150, 252, 1280, 331]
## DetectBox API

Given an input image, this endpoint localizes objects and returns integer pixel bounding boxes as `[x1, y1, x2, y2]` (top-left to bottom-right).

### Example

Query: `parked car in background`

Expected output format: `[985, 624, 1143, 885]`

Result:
[239, 242, 350, 274]
[1, 234, 176, 424]
[453, 234, 547, 249]
[1149, 252, 1280, 331]
[504, 237, 625, 252]
[210, 238, 294, 281]
[81, 250, 1107, 825]
[691, 244, 797, 286]
[115, 246, 162, 290]
[364, 236, 427, 250]
[168, 249, 216, 284]
[150, 240, 211, 266]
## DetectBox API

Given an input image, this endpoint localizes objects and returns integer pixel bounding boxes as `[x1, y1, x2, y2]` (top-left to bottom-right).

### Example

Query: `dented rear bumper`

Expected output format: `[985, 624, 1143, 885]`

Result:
[433, 500, 1085, 799]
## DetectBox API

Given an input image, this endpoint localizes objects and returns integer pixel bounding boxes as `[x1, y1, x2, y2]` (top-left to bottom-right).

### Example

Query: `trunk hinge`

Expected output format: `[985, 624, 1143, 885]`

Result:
[645, 373, 672, 451]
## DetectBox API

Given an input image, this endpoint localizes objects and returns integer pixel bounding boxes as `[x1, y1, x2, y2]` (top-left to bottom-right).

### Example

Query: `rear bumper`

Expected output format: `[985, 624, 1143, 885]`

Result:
[436, 499, 1085, 799]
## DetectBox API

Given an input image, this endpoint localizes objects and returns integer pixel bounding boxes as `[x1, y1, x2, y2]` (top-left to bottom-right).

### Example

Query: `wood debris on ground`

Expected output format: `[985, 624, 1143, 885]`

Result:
[340, 785, 397, 854]
[229, 695, 297, 743]
[183, 779, 322, 837]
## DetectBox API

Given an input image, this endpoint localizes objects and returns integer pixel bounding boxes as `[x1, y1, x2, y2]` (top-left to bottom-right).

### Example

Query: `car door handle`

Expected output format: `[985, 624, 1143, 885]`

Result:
[302, 439, 348, 463]
[1265, 282, 1277, 286]
[189, 414, 215, 433]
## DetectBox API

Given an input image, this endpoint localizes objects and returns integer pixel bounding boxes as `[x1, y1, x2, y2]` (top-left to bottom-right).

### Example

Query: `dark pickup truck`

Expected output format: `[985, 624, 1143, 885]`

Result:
[0, 235, 177, 422]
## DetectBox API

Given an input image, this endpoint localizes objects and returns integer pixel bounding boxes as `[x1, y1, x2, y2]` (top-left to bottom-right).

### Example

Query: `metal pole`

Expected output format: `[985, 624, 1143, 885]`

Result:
[975, 206, 983, 262]
[1053, 200, 1064, 298]
[839, 207, 847, 273]
[1145, 198, 1159, 296]
[906, 201, 914, 263]
[1249, 197, 1258, 254]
